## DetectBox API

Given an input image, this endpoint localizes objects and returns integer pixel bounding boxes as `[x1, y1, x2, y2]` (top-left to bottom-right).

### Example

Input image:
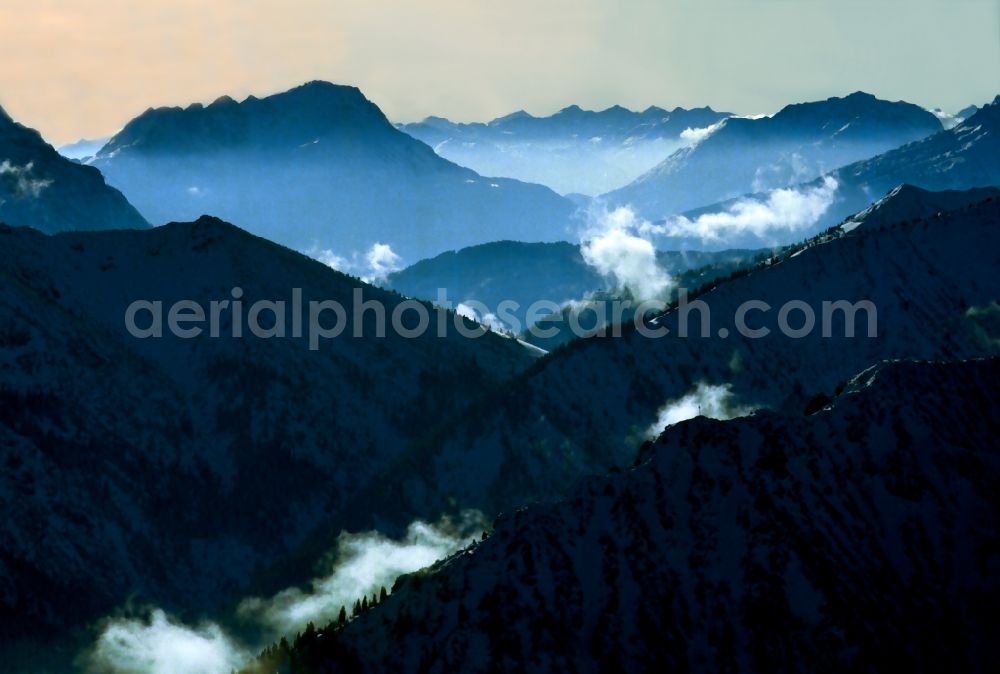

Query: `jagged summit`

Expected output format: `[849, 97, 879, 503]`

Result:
[98, 80, 389, 156]
[489, 109, 534, 125]
[400, 101, 730, 194]
[90, 82, 576, 260]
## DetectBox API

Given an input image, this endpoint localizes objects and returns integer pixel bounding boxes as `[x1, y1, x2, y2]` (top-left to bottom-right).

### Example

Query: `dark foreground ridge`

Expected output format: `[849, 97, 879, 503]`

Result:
[243, 357, 1000, 674]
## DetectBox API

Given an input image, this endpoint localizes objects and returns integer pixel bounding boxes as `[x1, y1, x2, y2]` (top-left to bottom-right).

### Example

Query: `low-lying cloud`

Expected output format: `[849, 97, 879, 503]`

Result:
[307, 241, 404, 283]
[646, 382, 756, 438]
[86, 609, 249, 674]
[85, 512, 485, 674]
[647, 176, 839, 243]
[580, 205, 672, 301]
[237, 511, 485, 635]
[456, 302, 508, 333]
[365, 242, 403, 279]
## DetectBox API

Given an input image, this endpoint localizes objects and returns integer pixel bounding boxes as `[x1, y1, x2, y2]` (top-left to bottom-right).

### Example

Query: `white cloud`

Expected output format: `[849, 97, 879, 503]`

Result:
[647, 175, 838, 243]
[646, 382, 756, 438]
[86, 609, 249, 674]
[237, 511, 485, 635]
[0, 159, 53, 198]
[456, 302, 507, 332]
[579, 205, 672, 301]
[309, 246, 351, 271]
[306, 242, 404, 282]
[86, 512, 485, 673]
[679, 120, 724, 144]
[365, 242, 403, 279]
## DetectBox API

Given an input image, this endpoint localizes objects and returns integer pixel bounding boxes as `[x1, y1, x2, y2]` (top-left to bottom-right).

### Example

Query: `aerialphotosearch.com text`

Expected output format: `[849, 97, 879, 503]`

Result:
[124, 287, 878, 350]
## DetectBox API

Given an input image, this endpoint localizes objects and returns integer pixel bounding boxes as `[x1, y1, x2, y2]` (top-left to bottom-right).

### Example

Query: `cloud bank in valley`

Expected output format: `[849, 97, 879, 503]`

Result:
[645, 176, 839, 243]
[86, 609, 248, 674]
[85, 512, 485, 674]
[580, 205, 672, 301]
[237, 511, 485, 635]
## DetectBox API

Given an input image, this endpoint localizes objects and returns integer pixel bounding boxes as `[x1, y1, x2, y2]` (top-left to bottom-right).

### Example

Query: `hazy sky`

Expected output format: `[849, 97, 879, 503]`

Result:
[0, 0, 997, 144]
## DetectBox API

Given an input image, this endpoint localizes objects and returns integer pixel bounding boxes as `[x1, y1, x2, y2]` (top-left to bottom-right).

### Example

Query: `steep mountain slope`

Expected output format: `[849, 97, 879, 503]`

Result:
[821, 97, 1000, 225]
[248, 357, 1000, 674]
[0, 106, 147, 232]
[605, 92, 942, 219]
[385, 241, 761, 331]
[663, 97, 1000, 251]
[0, 217, 532, 649]
[89, 81, 578, 262]
[839, 184, 1000, 232]
[398, 104, 730, 195]
[314, 187, 999, 548]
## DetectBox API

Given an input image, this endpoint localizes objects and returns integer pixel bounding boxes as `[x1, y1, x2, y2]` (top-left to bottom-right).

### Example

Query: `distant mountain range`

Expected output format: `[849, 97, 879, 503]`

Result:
[90, 81, 579, 263]
[312, 186, 999, 548]
[246, 356, 1000, 673]
[605, 92, 944, 220]
[56, 136, 111, 162]
[397, 104, 730, 196]
[0, 106, 147, 232]
[636, 97, 1000, 251]
[0, 216, 531, 661]
[1, 80, 998, 674]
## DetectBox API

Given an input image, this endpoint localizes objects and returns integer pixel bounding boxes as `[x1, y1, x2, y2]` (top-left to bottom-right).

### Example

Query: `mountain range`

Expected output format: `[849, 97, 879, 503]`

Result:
[0, 79, 997, 674]
[605, 92, 944, 220]
[633, 97, 1000, 251]
[304, 186, 999, 555]
[88, 81, 579, 264]
[397, 104, 730, 196]
[0, 216, 532, 664]
[244, 356, 1000, 673]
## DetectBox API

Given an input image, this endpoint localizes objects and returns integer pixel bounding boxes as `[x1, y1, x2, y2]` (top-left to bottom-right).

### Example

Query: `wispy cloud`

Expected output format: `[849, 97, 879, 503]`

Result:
[679, 120, 725, 144]
[645, 176, 838, 243]
[0, 159, 53, 198]
[237, 511, 485, 635]
[85, 512, 485, 674]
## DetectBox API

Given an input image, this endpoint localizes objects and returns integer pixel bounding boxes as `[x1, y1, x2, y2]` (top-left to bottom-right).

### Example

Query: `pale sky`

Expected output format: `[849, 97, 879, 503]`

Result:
[0, 0, 997, 145]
